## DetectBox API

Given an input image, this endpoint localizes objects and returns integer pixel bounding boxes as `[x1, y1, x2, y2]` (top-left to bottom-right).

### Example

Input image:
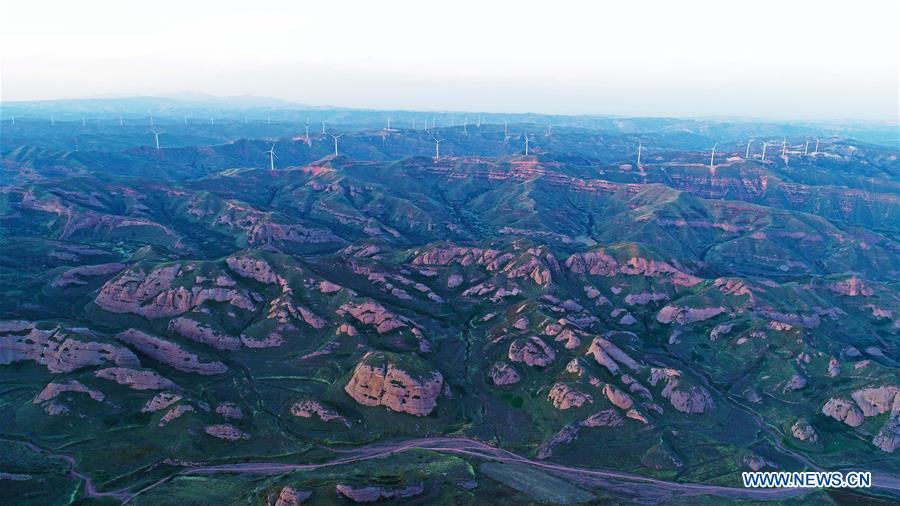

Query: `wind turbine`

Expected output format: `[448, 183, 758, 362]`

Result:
[546, 124, 552, 137]
[304, 120, 311, 142]
[814, 138, 820, 154]
[267, 143, 277, 170]
[432, 136, 442, 159]
[463, 117, 468, 134]
[524, 134, 532, 156]
[151, 130, 162, 149]
[636, 141, 643, 167]
[761, 141, 768, 161]
[183, 115, 187, 125]
[82, 117, 86, 127]
[386, 117, 392, 130]
[328, 132, 343, 156]
[504, 121, 508, 136]
[709, 143, 717, 167]
[781, 138, 787, 157]
[745, 140, 752, 159]
[412, 119, 416, 129]
[804, 138, 809, 156]
[51, 116, 55, 126]
[321, 121, 326, 134]
[120, 116, 124, 127]
[11, 115, 14, 125]
[210, 117, 215, 125]
[150, 114, 154, 126]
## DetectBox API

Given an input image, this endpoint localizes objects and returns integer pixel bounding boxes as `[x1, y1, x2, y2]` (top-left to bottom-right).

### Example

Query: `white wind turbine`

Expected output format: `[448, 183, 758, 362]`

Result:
[782, 138, 787, 157]
[637, 141, 643, 167]
[119, 116, 124, 127]
[304, 120, 311, 143]
[709, 143, 717, 167]
[463, 117, 468, 134]
[432, 136, 442, 159]
[82, 117, 86, 127]
[51, 116, 55, 126]
[183, 115, 187, 125]
[151, 130, 162, 149]
[321, 121, 326, 134]
[150, 114, 154, 126]
[267, 143, 277, 170]
[328, 132, 343, 156]
[814, 137, 820, 154]
[761, 141, 768, 161]
[746, 140, 753, 159]
[524, 134, 533, 156]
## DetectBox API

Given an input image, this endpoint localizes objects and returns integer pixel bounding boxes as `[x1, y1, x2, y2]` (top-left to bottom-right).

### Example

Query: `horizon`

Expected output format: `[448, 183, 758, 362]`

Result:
[2, 1, 898, 122]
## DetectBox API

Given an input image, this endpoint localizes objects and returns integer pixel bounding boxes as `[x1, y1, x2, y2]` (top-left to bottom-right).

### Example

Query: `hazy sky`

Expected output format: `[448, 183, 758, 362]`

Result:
[1, 0, 898, 120]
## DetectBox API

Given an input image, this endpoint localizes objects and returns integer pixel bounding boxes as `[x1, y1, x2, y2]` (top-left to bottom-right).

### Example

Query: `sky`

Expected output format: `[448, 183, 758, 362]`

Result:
[1, 0, 898, 121]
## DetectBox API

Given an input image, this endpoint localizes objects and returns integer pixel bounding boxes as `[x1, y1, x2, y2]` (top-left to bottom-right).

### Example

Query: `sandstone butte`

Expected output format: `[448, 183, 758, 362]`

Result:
[344, 352, 443, 416]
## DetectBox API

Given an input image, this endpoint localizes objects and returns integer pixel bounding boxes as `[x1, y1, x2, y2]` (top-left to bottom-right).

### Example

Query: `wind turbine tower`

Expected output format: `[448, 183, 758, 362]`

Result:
[746, 140, 752, 159]
[267, 144, 277, 170]
[328, 133, 343, 156]
[804, 138, 809, 156]
[151, 130, 162, 150]
[637, 141, 642, 167]
[710, 143, 717, 167]
[761, 141, 768, 161]
[524, 134, 532, 156]
[51, 116, 55, 126]
[782, 138, 787, 157]
[432, 136, 442, 159]
[814, 138, 820, 154]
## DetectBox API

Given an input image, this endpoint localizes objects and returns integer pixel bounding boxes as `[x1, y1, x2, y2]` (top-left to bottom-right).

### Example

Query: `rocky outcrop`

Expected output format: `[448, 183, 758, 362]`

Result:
[344, 352, 443, 416]
[536, 424, 579, 460]
[226, 255, 281, 284]
[215, 402, 243, 420]
[791, 418, 818, 442]
[565, 251, 701, 287]
[337, 301, 406, 334]
[0, 323, 140, 373]
[34, 380, 104, 403]
[167, 317, 241, 351]
[822, 398, 864, 427]
[95, 265, 255, 319]
[782, 374, 807, 393]
[204, 424, 249, 441]
[290, 400, 351, 427]
[95, 367, 176, 390]
[489, 362, 521, 385]
[851, 386, 899, 417]
[827, 358, 841, 378]
[142, 392, 181, 412]
[657, 305, 726, 325]
[116, 329, 227, 375]
[585, 337, 640, 376]
[548, 383, 593, 410]
[335, 483, 423, 503]
[649, 368, 714, 414]
[508, 336, 556, 367]
[273, 487, 311, 506]
[603, 384, 634, 410]
[828, 277, 873, 297]
[159, 404, 194, 426]
[581, 409, 625, 427]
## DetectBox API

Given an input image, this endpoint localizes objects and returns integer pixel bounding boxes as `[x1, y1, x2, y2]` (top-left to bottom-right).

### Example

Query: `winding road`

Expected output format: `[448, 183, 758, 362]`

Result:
[6, 435, 898, 504]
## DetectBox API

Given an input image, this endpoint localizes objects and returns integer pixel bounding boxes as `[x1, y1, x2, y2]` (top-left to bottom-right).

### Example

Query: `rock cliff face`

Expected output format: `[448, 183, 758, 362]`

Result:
[50, 263, 126, 288]
[291, 400, 351, 427]
[565, 251, 701, 286]
[791, 418, 818, 442]
[272, 487, 311, 506]
[116, 329, 227, 375]
[95, 264, 255, 318]
[657, 305, 726, 325]
[508, 336, 556, 367]
[335, 483, 423, 503]
[167, 317, 242, 351]
[344, 352, 443, 416]
[204, 424, 249, 441]
[548, 383, 593, 410]
[649, 368, 715, 414]
[337, 301, 406, 334]
[489, 362, 520, 385]
[0, 322, 140, 373]
[34, 380, 105, 404]
[94, 367, 176, 391]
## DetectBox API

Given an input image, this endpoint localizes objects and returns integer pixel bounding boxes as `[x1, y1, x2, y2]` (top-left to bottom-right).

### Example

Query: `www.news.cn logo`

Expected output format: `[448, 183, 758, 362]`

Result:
[742, 471, 872, 488]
